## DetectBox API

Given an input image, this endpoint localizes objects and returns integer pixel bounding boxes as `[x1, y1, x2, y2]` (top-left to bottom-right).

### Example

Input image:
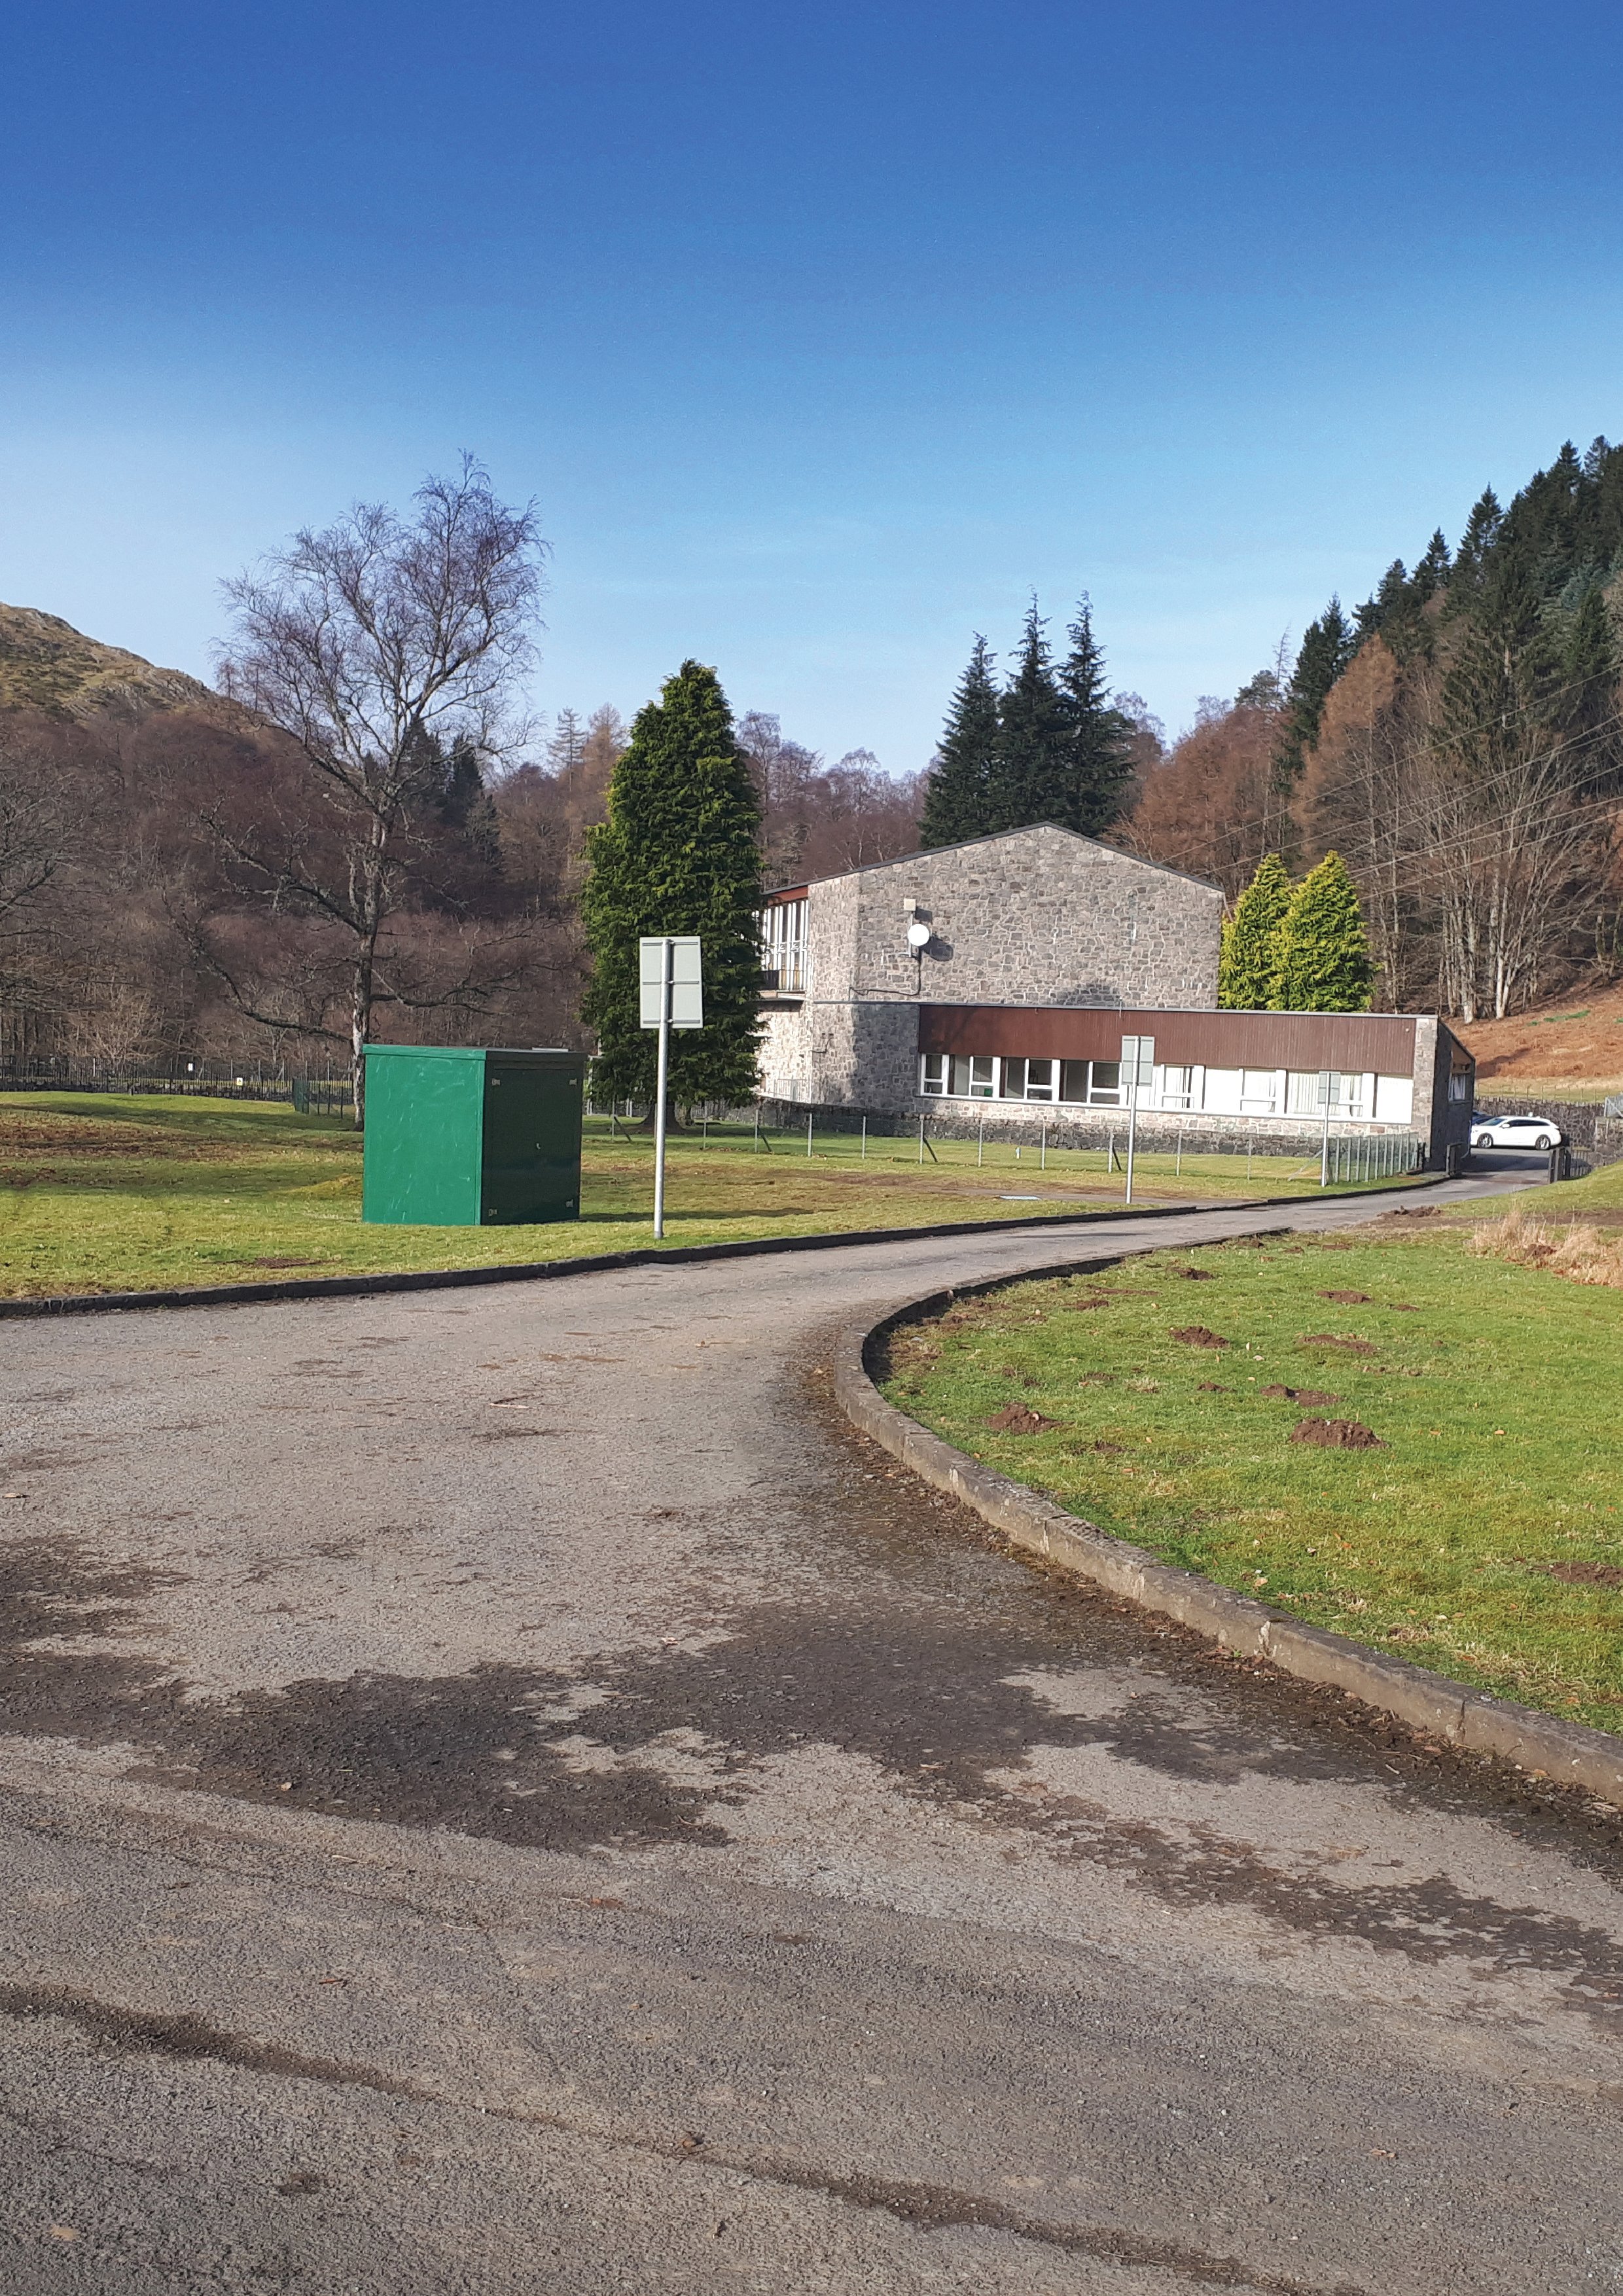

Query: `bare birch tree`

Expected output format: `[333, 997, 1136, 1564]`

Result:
[215, 457, 546, 1117]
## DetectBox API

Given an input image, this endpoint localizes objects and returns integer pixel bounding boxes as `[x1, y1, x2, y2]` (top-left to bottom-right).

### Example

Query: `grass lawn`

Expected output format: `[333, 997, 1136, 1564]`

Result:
[0, 1093, 1425, 1301]
[881, 1220, 1623, 1734]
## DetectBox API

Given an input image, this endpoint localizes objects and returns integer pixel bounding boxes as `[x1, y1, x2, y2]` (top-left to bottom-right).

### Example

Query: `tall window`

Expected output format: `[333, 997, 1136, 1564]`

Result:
[1059, 1059, 1122, 1106]
[760, 897, 808, 994]
[1160, 1064, 1193, 1110]
[1001, 1058, 1057, 1102]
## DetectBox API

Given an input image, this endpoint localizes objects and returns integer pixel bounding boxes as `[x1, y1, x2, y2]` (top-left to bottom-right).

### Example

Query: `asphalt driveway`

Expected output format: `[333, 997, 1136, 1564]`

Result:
[2, 1175, 1618, 2295]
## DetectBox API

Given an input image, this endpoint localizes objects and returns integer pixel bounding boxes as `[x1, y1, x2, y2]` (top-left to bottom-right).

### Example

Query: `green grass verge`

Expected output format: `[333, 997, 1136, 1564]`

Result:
[881, 1224, 1623, 1733]
[0, 1093, 1425, 1300]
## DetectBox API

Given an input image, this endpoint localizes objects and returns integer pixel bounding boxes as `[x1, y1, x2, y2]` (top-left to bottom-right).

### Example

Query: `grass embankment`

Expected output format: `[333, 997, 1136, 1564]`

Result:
[0, 1094, 1423, 1301]
[882, 1221, 1623, 1732]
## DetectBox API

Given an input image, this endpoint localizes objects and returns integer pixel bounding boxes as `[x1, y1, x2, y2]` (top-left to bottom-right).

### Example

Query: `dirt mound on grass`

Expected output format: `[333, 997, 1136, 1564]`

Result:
[1541, 1558, 1623, 1589]
[1291, 1417, 1384, 1449]
[1260, 1385, 1341, 1407]
[1170, 1326, 1228, 1348]
[1317, 1289, 1372, 1304]
[1171, 1266, 1213, 1280]
[1299, 1333, 1376, 1353]
[986, 1404, 1060, 1435]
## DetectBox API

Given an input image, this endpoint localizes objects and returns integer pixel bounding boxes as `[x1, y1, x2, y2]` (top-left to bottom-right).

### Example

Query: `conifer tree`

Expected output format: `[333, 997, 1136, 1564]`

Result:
[991, 600, 1070, 830]
[1219, 853, 1293, 1009]
[919, 635, 999, 846]
[1272, 600, 1357, 794]
[1056, 598, 1134, 834]
[1268, 851, 1374, 1011]
[580, 661, 764, 1110]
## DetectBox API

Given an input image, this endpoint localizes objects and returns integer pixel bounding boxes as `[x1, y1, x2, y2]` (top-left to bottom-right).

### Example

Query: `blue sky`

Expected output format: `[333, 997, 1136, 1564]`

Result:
[4, 1, 1622, 770]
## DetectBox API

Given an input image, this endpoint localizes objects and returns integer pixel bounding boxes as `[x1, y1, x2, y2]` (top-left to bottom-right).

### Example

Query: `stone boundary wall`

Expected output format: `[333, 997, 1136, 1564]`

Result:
[1474, 1096, 1623, 1164]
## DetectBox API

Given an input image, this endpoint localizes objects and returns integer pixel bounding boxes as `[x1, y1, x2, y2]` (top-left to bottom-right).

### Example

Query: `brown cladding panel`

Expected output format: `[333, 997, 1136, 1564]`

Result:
[917, 1005, 1418, 1073]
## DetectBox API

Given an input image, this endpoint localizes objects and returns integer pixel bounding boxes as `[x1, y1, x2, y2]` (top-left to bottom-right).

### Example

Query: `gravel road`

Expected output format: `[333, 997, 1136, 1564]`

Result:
[2, 1177, 1619, 2295]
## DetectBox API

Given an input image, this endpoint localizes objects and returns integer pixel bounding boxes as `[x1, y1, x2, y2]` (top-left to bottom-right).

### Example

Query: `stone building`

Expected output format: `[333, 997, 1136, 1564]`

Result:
[758, 825, 1224, 1113]
[755, 824, 1474, 1168]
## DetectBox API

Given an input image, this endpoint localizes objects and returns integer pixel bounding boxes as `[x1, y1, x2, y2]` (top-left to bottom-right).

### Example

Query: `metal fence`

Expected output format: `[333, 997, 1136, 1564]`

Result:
[0, 1056, 353, 1119]
[1321, 1131, 1423, 1184]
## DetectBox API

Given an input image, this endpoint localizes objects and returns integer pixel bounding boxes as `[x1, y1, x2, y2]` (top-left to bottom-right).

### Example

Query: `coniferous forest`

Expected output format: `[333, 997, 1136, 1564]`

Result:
[3, 437, 1622, 1085]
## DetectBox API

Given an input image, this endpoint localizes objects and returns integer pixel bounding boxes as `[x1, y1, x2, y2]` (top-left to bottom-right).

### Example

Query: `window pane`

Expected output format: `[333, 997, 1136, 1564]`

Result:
[1024, 1060, 1056, 1102]
[1000, 1059, 1027, 1099]
[920, 1055, 946, 1096]
[1088, 1060, 1122, 1105]
[1059, 1060, 1088, 1103]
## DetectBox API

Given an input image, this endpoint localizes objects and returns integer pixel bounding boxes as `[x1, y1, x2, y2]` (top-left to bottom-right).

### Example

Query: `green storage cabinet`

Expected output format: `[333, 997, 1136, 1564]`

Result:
[361, 1046, 584, 1226]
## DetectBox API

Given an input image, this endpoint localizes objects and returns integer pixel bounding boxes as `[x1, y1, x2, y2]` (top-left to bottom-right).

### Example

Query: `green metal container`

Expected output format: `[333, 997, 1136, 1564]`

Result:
[361, 1046, 584, 1226]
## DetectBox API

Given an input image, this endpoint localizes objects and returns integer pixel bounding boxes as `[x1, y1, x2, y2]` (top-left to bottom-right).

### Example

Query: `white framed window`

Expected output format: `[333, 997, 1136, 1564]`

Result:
[920, 1054, 948, 1096]
[1240, 1067, 1279, 1113]
[1001, 1058, 1057, 1102]
[1058, 1058, 1122, 1105]
[760, 897, 808, 994]
[1159, 1064, 1193, 1110]
[950, 1054, 996, 1098]
[1379, 1073, 1416, 1122]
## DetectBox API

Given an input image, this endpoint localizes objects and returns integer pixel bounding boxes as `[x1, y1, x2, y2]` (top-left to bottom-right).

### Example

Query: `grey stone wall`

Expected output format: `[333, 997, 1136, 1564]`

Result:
[847, 827, 1221, 1009]
[757, 827, 1222, 1114]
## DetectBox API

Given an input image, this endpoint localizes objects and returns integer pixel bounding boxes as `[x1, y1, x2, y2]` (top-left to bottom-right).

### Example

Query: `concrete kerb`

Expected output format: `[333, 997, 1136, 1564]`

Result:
[0, 1174, 1451, 1321]
[832, 1253, 1623, 1813]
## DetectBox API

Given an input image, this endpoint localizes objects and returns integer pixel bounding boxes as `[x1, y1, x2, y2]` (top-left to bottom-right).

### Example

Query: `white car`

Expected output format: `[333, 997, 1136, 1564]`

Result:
[1471, 1112, 1565, 1151]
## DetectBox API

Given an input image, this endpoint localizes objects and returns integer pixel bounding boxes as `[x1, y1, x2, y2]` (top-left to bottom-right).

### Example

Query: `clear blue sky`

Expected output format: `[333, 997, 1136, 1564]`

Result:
[5, 1, 1622, 770]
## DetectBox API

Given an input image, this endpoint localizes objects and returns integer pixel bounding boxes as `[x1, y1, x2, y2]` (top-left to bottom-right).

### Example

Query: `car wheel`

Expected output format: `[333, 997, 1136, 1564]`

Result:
[1535, 1134, 1552, 1151]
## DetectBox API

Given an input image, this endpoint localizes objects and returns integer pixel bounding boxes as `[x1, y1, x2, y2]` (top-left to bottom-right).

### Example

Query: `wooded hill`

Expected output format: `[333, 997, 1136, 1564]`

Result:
[1124, 439, 1623, 1020]
[0, 609, 921, 1077]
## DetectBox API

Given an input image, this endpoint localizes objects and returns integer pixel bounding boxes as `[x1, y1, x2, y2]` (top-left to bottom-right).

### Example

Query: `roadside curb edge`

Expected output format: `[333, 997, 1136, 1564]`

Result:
[0, 1174, 1451, 1319]
[830, 1254, 1623, 1814]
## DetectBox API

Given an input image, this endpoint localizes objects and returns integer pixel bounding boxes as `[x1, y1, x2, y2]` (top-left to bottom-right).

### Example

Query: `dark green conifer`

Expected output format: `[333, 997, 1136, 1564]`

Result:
[1269, 852, 1374, 1011]
[1219, 853, 1293, 1010]
[1056, 598, 1134, 834]
[580, 661, 764, 1109]
[919, 636, 999, 846]
[1272, 600, 1357, 794]
[991, 600, 1070, 830]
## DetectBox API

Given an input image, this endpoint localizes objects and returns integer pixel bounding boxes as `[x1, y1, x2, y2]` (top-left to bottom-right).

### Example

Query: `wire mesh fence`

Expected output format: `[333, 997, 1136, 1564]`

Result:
[0, 1056, 353, 1119]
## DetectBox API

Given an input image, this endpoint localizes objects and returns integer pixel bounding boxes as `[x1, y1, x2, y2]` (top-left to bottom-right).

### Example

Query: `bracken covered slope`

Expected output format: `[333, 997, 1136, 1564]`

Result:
[0, 601, 223, 719]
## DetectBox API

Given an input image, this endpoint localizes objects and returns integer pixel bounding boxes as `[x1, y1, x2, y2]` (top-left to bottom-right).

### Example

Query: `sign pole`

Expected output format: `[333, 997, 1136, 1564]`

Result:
[652, 937, 672, 1237]
[1124, 1059, 1139, 1206]
[1319, 1069, 1332, 1189]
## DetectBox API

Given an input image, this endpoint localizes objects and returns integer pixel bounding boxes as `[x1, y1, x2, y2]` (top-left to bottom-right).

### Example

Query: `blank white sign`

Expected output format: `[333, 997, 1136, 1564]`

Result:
[1119, 1033, 1156, 1086]
[639, 936, 704, 1029]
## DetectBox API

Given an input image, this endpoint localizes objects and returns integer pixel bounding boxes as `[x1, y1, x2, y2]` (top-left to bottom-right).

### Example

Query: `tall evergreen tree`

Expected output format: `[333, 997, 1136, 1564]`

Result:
[1219, 853, 1293, 1009]
[580, 661, 764, 1110]
[1445, 488, 1504, 613]
[1056, 598, 1135, 834]
[1268, 852, 1374, 1011]
[919, 635, 999, 846]
[991, 600, 1070, 830]
[1272, 600, 1357, 793]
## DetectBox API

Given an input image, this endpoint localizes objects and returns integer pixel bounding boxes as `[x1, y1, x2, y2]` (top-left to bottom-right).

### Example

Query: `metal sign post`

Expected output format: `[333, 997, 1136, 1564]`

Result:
[1120, 1034, 1154, 1206]
[1318, 1069, 1334, 1189]
[639, 937, 704, 1238]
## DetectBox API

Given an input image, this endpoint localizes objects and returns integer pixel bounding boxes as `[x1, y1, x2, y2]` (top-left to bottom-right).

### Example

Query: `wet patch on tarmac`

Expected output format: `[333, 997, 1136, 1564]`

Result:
[3, 1523, 1622, 2009]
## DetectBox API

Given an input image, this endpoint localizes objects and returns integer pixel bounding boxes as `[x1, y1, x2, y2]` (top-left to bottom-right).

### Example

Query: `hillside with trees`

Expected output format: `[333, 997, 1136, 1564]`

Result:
[1126, 439, 1623, 1020]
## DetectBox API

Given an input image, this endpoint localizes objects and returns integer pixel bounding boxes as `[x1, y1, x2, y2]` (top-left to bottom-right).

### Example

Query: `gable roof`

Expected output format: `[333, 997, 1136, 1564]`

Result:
[764, 821, 1222, 902]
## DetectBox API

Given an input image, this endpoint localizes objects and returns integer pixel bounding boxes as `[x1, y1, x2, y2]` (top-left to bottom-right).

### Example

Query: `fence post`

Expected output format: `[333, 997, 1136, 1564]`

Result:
[977, 1119, 984, 1168]
[807, 1112, 814, 1159]
[861, 1117, 867, 1160]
